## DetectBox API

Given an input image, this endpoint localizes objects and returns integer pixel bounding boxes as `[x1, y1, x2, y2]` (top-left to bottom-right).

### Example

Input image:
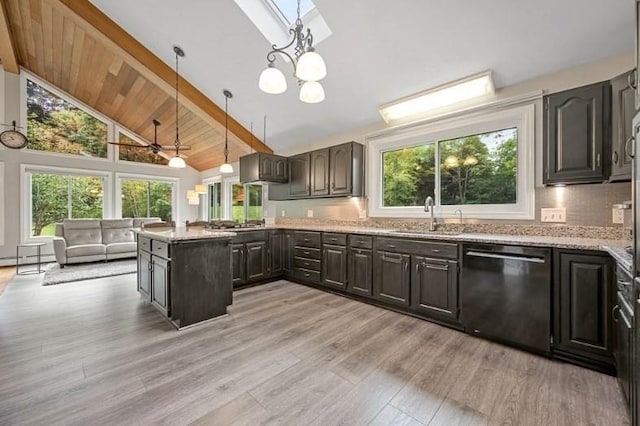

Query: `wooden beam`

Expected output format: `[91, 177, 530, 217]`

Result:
[0, 0, 19, 74]
[55, 0, 273, 154]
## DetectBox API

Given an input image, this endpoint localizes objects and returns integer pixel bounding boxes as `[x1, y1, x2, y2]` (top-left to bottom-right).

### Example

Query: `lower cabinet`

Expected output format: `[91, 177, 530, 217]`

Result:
[283, 231, 293, 275]
[231, 243, 245, 287]
[151, 256, 170, 316]
[269, 231, 283, 277]
[373, 251, 411, 307]
[614, 293, 632, 406]
[322, 244, 347, 289]
[246, 241, 268, 281]
[411, 256, 458, 320]
[230, 232, 269, 287]
[554, 250, 614, 369]
[348, 248, 373, 297]
[137, 249, 152, 301]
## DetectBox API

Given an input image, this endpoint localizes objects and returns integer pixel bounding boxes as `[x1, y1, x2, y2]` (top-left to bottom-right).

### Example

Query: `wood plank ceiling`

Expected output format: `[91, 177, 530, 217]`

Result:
[2, 0, 271, 171]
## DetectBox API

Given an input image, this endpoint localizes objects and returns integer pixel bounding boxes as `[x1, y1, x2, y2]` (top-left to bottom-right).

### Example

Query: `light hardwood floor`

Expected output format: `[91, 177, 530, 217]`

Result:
[0, 266, 15, 296]
[0, 273, 630, 425]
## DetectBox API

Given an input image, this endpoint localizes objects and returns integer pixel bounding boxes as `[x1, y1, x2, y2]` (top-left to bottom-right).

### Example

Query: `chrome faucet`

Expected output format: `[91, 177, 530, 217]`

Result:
[454, 209, 463, 224]
[424, 196, 436, 231]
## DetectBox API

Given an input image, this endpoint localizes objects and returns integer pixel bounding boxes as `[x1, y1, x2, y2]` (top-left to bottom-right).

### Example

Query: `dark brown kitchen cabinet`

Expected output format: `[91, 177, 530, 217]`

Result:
[289, 153, 310, 198]
[246, 241, 268, 281]
[231, 243, 245, 287]
[310, 148, 330, 197]
[322, 244, 347, 289]
[348, 248, 373, 297]
[151, 256, 170, 316]
[137, 249, 152, 301]
[411, 256, 458, 320]
[374, 251, 411, 307]
[635, 0, 640, 108]
[610, 70, 638, 181]
[554, 250, 614, 370]
[544, 81, 610, 185]
[614, 292, 632, 406]
[269, 231, 283, 277]
[330, 143, 353, 196]
[283, 231, 293, 275]
[239, 152, 288, 183]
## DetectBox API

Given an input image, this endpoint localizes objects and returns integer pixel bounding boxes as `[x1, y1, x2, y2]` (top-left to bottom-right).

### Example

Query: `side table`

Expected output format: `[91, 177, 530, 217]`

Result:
[17, 243, 45, 275]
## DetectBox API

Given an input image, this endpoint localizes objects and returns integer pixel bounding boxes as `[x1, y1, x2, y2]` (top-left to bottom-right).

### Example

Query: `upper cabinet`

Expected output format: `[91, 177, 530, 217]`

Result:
[239, 152, 288, 183]
[610, 70, 639, 182]
[268, 142, 364, 200]
[543, 81, 610, 185]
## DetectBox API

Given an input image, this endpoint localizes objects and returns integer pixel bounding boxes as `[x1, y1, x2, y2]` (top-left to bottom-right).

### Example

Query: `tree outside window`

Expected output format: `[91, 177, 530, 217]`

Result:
[118, 133, 169, 166]
[121, 179, 174, 221]
[383, 128, 517, 207]
[230, 183, 264, 223]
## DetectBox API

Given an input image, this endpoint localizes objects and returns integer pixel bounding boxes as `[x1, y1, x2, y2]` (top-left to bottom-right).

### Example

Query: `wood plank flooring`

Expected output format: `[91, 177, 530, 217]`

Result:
[0, 266, 15, 296]
[0, 274, 629, 425]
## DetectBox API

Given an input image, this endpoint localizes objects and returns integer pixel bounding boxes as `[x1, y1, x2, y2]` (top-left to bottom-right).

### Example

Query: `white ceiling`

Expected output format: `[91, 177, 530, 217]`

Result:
[88, 0, 633, 154]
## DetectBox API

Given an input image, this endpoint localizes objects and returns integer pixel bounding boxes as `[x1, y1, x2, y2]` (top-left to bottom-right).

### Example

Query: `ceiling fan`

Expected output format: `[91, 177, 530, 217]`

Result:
[108, 119, 191, 157]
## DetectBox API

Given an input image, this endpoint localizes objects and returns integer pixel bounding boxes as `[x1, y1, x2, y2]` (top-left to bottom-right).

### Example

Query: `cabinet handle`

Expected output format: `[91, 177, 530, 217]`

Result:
[330, 238, 337, 242]
[432, 249, 441, 253]
[617, 279, 632, 287]
[304, 238, 310, 242]
[404, 262, 409, 273]
[612, 305, 620, 323]
[304, 273, 311, 278]
[415, 263, 420, 274]
[303, 251, 310, 255]
[387, 244, 397, 249]
[304, 262, 310, 266]
[596, 153, 600, 168]
[625, 137, 635, 160]
[628, 69, 638, 90]
[612, 151, 619, 165]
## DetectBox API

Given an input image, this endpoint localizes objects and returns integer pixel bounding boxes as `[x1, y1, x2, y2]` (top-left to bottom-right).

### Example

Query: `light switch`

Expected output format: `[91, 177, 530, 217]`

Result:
[612, 208, 624, 224]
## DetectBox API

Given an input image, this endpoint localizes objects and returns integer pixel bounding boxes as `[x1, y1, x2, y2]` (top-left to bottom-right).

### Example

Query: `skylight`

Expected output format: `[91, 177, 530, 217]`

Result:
[267, 0, 316, 27]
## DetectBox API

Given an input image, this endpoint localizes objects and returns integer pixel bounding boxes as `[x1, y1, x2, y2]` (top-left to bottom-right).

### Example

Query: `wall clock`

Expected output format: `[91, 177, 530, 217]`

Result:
[0, 121, 28, 149]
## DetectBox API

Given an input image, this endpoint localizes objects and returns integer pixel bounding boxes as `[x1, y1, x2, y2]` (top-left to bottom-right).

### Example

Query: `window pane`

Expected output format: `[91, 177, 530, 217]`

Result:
[26, 79, 108, 158]
[382, 145, 436, 207]
[246, 184, 263, 221]
[269, 0, 315, 25]
[209, 182, 222, 220]
[118, 133, 169, 165]
[31, 173, 69, 236]
[71, 176, 104, 219]
[121, 179, 174, 221]
[439, 128, 517, 205]
[231, 183, 245, 223]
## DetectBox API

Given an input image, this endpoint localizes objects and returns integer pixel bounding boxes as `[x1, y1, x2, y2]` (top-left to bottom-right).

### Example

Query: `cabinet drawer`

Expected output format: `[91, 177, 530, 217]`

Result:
[294, 247, 321, 260]
[376, 237, 457, 259]
[294, 231, 321, 248]
[293, 267, 321, 284]
[232, 230, 267, 244]
[139, 236, 152, 252]
[323, 233, 347, 246]
[294, 256, 321, 271]
[151, 240, 170, 259]
[349, 235, 373, 249]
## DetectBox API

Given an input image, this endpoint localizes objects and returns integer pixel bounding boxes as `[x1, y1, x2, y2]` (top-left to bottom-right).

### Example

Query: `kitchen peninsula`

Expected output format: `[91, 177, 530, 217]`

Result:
[135, 227, 235, 329]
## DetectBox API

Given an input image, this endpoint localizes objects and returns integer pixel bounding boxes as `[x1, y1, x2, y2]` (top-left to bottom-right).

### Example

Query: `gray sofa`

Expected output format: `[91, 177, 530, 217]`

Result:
[53, 218, 160, 267]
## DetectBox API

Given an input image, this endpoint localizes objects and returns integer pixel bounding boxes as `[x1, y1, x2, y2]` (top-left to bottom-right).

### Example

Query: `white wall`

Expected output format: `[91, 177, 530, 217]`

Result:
[0, 68, 201, 262]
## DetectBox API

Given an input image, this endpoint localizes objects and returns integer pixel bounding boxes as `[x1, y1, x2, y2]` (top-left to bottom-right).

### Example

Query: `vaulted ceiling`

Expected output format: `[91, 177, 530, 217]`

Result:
[0, 0, 271, 171]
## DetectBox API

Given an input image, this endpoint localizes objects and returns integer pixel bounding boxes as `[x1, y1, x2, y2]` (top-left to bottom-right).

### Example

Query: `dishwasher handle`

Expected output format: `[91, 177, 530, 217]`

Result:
[466, 250, 546, 264]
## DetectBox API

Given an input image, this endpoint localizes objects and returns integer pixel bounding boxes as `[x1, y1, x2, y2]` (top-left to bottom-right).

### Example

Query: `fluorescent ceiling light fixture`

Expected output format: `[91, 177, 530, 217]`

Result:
[379, 71, 495, 123]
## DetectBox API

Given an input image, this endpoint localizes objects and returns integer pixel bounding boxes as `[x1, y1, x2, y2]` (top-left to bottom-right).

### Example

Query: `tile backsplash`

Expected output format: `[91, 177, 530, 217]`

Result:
[266, 181, 631, 228]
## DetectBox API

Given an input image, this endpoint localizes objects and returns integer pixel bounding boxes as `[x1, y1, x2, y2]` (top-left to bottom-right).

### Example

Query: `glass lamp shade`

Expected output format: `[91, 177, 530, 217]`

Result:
[187, 190, 197, 198]
[194, 184, 207, 194]
[259, 65, 287, 94]
[295, 51, 327, 82]
[219, 163, 234, 174]
[299, 81, 325, 104]
[168, 155, 186, 168]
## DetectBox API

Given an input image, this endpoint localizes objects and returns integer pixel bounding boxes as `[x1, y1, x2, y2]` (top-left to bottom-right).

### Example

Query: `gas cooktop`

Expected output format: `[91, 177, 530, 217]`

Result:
[207, 220, 265, 230]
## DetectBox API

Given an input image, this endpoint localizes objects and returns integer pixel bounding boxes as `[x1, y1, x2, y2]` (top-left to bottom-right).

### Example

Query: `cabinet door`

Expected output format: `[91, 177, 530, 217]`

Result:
[348, 248, 372, 297]
[283, 232, 293, 275]
[635, 0, 640, 108]
[374, 251, 411, 307]
[544, 82, 610, 184]
[554, 252, 613, 362]
[411, 256, 458, 320]
[259, 155, 275, 179]
[274, 157, 288, 181]
[614, 300, 632, 405]
[289, 153, 310, 198]
[322, 244, 347, 289]
[310, 149, 330, 197]
[137, 250, 152, 301]
[330, 143, 352, 196]
[151, 256, 170, 316]
[231, 243, 246, 287]
[246, 241, 267, 282]
[269, 231, 283, 276]
[610, 71, 638, 181]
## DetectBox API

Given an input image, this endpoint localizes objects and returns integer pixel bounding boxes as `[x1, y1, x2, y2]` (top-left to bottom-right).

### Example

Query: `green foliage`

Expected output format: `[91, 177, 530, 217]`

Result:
[383, 145, 435, 207]
[121, 180, 173, 221]
[26, 79, 108, 158]
[118, 134, 169, 165]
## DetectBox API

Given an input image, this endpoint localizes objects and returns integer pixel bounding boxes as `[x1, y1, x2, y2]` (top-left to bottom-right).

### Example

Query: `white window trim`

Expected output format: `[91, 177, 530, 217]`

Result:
[202, 176, 222, 220]
[113, 126, 172, 168]
[115, 173, 179, 221]
[0, 162, 4, 246]
[223, 175, 240, 221]
[21, 164, 113, 243]
[20, 71, 114, 163]
[367, 104, 535, 220]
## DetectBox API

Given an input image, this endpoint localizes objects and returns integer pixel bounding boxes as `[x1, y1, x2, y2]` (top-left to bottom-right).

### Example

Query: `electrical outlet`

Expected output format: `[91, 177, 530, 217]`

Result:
[541, 207, 566, 223]
[613, 208, 625, 224]
[281, 210, 286, 217]
[359, 209, 367, 219]
[307, 209, 314, 218]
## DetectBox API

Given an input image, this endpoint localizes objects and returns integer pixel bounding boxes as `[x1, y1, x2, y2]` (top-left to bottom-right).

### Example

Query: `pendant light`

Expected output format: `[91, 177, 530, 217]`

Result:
[169, 45, 187, 168]
[219, 89, 234, 174]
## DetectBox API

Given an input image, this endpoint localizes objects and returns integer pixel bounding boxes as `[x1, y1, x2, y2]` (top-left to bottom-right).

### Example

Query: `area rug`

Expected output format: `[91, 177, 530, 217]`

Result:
[42, 259, 137, 286]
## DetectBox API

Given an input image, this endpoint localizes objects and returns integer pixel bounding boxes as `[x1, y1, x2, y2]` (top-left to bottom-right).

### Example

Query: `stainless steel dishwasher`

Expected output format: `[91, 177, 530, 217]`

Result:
[461, 244, 552, 354]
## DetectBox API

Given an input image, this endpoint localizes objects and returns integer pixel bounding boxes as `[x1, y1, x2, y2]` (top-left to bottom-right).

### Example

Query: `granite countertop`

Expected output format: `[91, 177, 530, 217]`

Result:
[134, 227, 236, 242]
[604, 245, 633, 273]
